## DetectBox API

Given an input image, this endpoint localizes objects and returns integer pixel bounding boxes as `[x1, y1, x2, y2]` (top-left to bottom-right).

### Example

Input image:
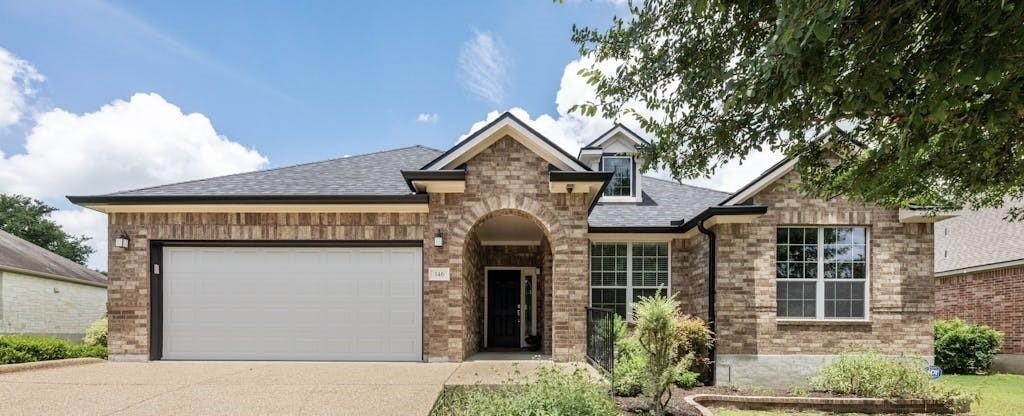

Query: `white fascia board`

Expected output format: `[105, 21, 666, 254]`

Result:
[588, 233, 676, 242]
[82, 203, 429, 214]
[721, 159, 798, 205]
[935, 258, 1024, 277]
[411, 180, 466, 193]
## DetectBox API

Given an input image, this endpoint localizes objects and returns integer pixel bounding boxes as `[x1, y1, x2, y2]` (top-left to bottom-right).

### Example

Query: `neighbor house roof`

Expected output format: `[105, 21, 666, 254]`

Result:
[934, 202, 1024, 275]
[588, 176, 731, 231]
[0, 229, 107, 287]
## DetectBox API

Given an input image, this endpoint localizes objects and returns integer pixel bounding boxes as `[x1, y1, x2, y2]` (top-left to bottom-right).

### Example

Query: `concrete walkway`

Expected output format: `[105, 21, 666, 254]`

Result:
[0, 358, 591, 416]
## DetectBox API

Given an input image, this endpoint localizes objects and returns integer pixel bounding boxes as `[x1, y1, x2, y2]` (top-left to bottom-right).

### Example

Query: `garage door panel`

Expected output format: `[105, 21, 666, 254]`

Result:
[162, 245, 422, 361]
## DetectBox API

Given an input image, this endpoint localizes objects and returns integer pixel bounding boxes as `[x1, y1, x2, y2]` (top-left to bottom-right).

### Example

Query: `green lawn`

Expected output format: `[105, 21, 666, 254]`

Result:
[939, 373, 1024, 416]
[710, 374, 1024, 416]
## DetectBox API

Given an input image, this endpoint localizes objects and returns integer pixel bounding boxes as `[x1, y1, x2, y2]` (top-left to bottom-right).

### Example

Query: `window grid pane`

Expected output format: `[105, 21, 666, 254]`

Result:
[777, 227, 869, 320]
[590, 243, 627, 287]
[631, 243, 669, 288]
[602, 157, 632, 196]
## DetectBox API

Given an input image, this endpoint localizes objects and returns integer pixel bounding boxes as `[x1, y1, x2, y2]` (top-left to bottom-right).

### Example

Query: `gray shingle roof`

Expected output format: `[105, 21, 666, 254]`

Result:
[934, 202, 1024, 273]
[589, 176, 731, 228]
[79, 144, 731, 229]
[104, 145, 443, 197]
[0, 229, 107, 286]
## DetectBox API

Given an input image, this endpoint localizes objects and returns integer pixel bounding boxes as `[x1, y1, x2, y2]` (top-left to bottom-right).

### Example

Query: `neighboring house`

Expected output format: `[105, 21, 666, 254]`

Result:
[0, 229, 108, 341]
[69, 113, 938, 386]
[934, 203, 1024, 374]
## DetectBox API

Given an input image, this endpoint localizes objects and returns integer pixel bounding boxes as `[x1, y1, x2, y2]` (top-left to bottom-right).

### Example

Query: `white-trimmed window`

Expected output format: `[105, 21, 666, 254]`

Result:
[776, 227, 869, 320]
[590, 242, 669, 320]
[601, 156, 634, 197]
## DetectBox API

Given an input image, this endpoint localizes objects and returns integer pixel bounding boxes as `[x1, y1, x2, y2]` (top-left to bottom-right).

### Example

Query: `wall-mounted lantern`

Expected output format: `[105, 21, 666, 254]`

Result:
[114, 231, 130, 249]
[433, 230, 444, 247]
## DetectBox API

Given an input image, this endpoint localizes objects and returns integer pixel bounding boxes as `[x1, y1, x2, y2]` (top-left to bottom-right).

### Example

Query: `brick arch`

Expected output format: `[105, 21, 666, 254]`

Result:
[453, 195, 565, 248]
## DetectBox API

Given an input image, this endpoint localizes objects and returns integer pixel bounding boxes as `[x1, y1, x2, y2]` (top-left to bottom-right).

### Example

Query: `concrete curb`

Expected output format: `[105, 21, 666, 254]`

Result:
[0, 358, 105, 375]
[684, 393, 968, 415]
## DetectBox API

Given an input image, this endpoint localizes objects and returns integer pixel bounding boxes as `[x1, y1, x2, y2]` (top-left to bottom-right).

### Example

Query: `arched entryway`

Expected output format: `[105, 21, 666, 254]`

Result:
[461, 209, 554, 358]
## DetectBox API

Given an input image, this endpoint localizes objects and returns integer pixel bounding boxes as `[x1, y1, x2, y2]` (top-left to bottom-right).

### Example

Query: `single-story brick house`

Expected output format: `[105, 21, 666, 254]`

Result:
[69, 113, 939, 386]
[0, 229, 108, 341]
[934, 203, 1024, 374]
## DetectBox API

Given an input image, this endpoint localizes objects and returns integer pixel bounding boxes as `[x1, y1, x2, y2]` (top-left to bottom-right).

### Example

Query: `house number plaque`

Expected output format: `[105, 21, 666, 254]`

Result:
[428, 267, 450, 281]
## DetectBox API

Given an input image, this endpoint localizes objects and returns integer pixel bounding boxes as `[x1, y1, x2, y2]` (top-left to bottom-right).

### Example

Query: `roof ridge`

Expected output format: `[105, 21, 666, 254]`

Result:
[642, 175, 731, 194]
[105, 145, 440, 196]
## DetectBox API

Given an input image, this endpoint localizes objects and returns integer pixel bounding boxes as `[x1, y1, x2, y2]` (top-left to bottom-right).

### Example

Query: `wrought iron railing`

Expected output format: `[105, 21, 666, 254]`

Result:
[585, 306, 616, 376]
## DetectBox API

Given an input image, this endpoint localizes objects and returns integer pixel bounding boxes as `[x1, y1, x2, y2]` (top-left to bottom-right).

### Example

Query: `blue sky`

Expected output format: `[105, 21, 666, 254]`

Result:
[0, 0, 779, 270]
[0, 0, 621, 164]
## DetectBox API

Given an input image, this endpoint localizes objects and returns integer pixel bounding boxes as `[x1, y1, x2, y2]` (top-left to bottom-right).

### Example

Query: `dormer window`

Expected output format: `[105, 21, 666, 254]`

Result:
[602, 156, 634, 197]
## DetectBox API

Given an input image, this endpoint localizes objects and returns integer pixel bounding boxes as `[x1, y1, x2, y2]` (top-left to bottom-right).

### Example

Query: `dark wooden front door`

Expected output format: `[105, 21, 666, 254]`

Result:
[487, 270, 521, 348]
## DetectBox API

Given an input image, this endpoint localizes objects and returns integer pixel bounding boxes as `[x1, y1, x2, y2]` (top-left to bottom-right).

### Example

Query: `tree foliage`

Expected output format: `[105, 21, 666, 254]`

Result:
[0, 194, 94, 264]
[571, 0, 1024, 217]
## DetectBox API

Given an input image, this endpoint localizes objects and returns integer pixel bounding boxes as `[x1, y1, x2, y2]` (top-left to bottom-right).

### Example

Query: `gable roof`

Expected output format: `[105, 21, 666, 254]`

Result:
[581, 124, 651, 151]
[69, 146, 442, 203]
[589, 176, 730, 229]
[0, 229, 107, 287]
[420, 112, 591, 172]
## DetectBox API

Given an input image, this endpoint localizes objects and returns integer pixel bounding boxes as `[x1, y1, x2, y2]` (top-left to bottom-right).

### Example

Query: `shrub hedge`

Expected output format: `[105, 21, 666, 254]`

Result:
[0, 335, 107, 364]
[429, 366, 617, 416]
[935, 319, 1003, 374]
[811, 351, 976, 409]
[84, 317, 108, 347]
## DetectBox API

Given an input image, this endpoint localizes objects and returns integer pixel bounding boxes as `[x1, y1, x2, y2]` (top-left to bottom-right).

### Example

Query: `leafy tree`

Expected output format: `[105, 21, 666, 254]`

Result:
[570, 0, 1024, 217]
[0, 194, 94, 264]
[633, 291, 681, 416]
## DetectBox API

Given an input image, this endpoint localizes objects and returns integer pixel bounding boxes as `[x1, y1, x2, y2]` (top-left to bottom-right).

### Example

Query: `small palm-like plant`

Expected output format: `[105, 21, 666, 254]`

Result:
[633, 291, 680, 416]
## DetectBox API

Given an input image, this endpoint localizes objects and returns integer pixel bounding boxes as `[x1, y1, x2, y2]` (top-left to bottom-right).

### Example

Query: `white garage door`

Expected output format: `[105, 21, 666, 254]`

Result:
[161, 246, 422, 361]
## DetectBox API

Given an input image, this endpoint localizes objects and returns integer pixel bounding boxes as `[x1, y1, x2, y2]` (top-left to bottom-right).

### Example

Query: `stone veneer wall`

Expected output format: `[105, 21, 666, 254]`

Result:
[713, 170, 935, 386]
[424, 136, 591, 362]
[936, 265, 1024, 354]
[106, 212, 427, 360]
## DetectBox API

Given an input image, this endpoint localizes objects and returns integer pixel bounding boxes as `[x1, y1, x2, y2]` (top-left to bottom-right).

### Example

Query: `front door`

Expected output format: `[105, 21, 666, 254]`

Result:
[487, 269, 521, 348]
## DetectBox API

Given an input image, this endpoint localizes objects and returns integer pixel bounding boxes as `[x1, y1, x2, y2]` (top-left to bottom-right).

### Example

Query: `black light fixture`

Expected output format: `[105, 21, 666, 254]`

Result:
[114, 230, 130, 249]
[433, 229, 444, 247]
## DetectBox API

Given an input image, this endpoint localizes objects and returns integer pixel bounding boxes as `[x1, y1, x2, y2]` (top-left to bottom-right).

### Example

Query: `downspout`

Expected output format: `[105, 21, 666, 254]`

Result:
[696, 219, 716, 386]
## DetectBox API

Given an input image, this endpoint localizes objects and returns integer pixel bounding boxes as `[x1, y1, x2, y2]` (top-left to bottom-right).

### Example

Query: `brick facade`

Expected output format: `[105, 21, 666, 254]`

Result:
[936, 265, 1024, 354]
[0, 270, 107, 341]
[423, 136, 590, 361]
[713, 170, 935, 357]
[106, 212, 427, 358]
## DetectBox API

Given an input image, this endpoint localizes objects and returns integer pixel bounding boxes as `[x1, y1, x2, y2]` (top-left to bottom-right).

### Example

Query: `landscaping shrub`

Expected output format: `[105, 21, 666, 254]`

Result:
[612, 336, 645, 396]
[935, 319, 1003, 374]
[676, 314, 713, 380]
[811, 350, 977, 409]
[84, 317, 108, 347]
[0, 335, 107, 363]
[429, 366, 617, 416]
[633, 292, 681, 416]
[0, 345, 33, 364]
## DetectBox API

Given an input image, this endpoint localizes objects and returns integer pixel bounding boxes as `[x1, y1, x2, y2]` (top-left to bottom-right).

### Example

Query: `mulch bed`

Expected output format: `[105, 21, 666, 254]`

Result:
[616, 385, 855, 415]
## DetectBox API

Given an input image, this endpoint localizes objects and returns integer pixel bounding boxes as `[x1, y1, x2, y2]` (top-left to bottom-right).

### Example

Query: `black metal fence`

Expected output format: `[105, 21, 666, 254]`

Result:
[585, 307, 616, 375]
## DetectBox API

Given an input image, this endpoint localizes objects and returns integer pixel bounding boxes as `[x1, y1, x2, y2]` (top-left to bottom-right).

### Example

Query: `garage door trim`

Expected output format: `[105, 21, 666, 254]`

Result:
[148, 239, 423, 361]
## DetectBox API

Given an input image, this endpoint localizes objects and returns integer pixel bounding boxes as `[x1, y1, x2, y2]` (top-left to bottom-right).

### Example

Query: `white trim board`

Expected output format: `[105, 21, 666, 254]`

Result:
[423, 115, 589, 172]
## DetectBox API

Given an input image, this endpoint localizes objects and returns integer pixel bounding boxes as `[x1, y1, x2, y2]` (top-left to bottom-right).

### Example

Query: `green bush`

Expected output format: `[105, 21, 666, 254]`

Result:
[633, 292, 681, 416]
[0, 335, 70, 361]
[811, 350, 976, 408]
[676, 315, 713, 380]
[429, 366, 617, 416]
[67, 344, 108, 359]
[84, 317, 108, 347]
[0, 335, 107, 363]
[0, 345, 33, 364]
[613, 336, 645, 396]
[935, 319, 1003, 374]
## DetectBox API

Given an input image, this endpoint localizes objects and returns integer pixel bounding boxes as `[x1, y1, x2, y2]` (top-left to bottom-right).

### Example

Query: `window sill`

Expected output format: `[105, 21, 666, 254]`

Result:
[776, 319, 872, 326]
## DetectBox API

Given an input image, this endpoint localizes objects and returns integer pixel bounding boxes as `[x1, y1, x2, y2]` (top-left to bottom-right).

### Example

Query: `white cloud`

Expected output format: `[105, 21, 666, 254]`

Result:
[0, 92, 268, 270]
[458, 30, 509, 106]
[463, 56, 783, 192]
[0, 47, 44, 130]
[416, 113, 439, 123]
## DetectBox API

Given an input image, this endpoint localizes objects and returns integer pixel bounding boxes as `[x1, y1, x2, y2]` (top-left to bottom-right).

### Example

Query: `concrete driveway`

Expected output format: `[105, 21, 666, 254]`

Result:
[0, 361, 462, 416]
